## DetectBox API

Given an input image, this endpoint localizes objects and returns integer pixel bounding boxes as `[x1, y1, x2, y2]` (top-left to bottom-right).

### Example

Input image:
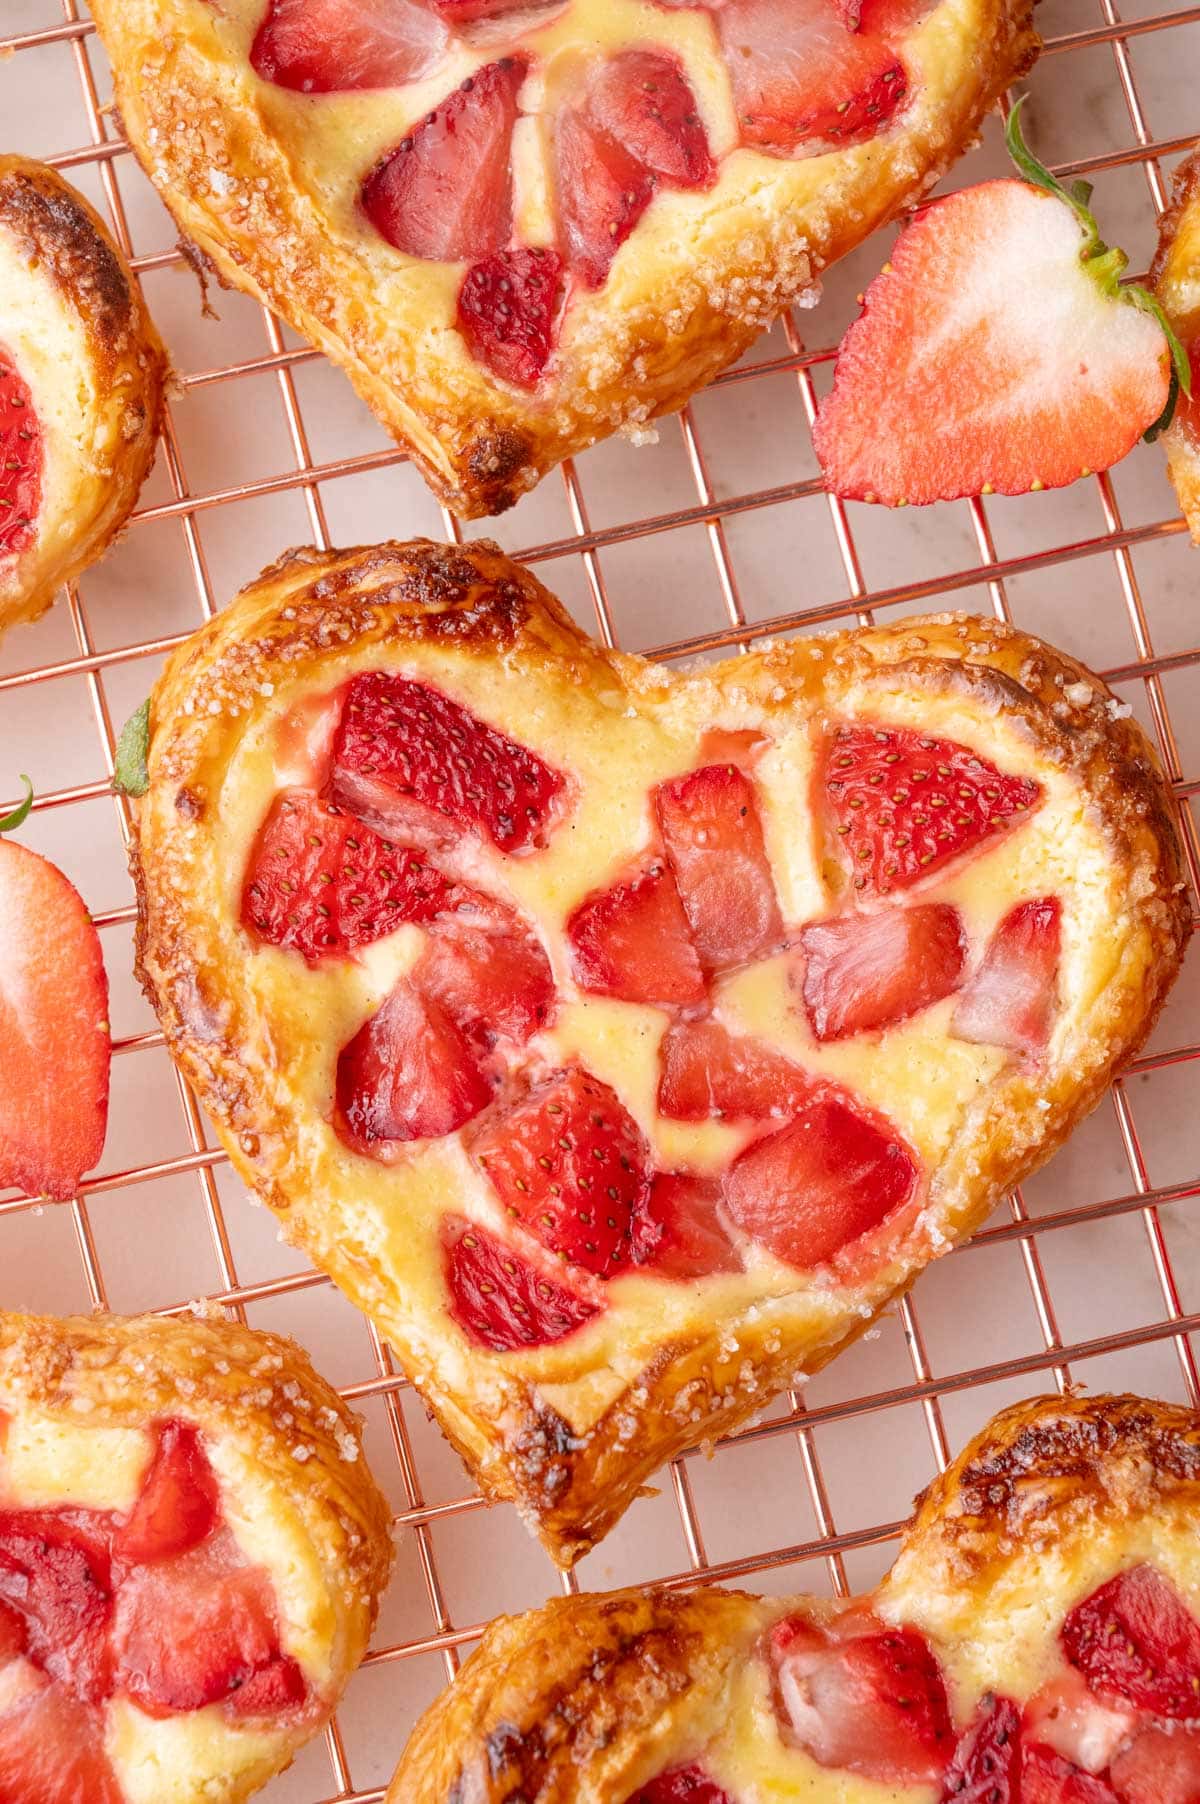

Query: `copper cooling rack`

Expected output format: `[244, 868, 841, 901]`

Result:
[2, 1, 1200, 1797]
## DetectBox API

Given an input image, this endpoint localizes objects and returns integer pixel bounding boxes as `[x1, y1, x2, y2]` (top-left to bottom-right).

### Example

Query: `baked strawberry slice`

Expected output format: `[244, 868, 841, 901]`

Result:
[0, 1685, 123, 1804]
[226, 1654, 307, 1718]
[458, 247, 565, 388]
[630, 1172, 741, 1279]
[716, 0, 908, 154]
[470, 1066, 649, 1277]
[1061, 1563, 1200, 1718]
[0, 824, 109, 1202]
[656, 764, 783, 971]
[250, 0, 448, 92]
[944, 1693, 1022, 1803]
[417, 893, 555, 1049]
[362, 58, 524, 262]
[0, 1510, 114, 1703]
[337, 980, 491, 1147]
[0, 347, 41, 560]
[658, 1018, 819, 1121]
[567, 859, 705, 1008]
[431, 0, 560, 16]
[813, 105, 1185, 504]
[242, 790, 453, 964]
[331, 670, 566, 855]
[724, 1092, 919, 1271]
[1021, 1744, 1120, 1803]
[442, 1216, 601, 1351]
[1109, 1725, 1200, 1804]
[796, 902, 965, 1040]
[770, 1612, 953, 1784]
[629, 1768, 735, 1804]
[586, 51, 716, 189]
[821, 724, 1041, 898]
[555, 105, 656, 290]
[113, 1420, 219, 1565]
[1022, 1669, 1136, 1776]
[952, 897, 1062, 1059]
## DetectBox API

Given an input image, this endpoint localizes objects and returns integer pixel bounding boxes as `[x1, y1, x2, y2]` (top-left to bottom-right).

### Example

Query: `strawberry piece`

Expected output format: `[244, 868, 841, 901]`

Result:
[362, 58, 524, 262]
[1022, 1670, 1136, 1777]
[725, 1093, 918, 1271]
[770, 1612, 953, 1784]
[555, 107, 656, 290]
[797, 903, 965, 1040]
[0, 348, 41, 561]
[417, 893, 555, 1050]
[657, 1018, 819, 1121]
[655, 764, 783, 971]
[1109, 1725, 1200, 1804]
[242, 790, 452, 964]
[471, 1066, 649, 1277]
[1061, 1564, 1200, 1718]
[0, 1686, 123, 1804]
[0, 1603, 24, 1664]
[458, 248, 565, 388]
[331, 670, 566, 855]
[250, 0, 448, 92]
[226, 1654, 307, 1718]
[114, 1420, 219, 1565]
[0, 1511, 114, 1703]
[952, 897, 1062, 1058]
[631, 1172, 741, 1279]
[821, 724, 1041, 898]
[715, 0, 908, 154]
[944, 1694, 1022, 1803]
[442, 1216, 601, 1351]
[337, 980, 491, 1146]
[812, 180, 1172, 504]
[567, 860, 705, 1009]
[586, 51, 715, 189]
[629, 1768, 735, 1804]
[1021, 1744, 1120, 1803]
[432, 0, 560, 15]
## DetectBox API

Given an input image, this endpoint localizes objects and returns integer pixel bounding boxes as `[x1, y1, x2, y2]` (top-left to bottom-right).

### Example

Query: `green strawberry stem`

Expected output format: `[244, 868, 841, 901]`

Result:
[114, 698, 151, 799]
[0, 776, 34, 834]
[1005, 97, 1191, 440]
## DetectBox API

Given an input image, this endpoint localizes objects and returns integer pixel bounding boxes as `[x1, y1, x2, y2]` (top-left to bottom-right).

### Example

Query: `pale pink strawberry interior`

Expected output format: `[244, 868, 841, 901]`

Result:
[241, 674, 1060, 1355]
[245, 0, 932, 385]
[0, 1416, 306, 1801]
[0, 343, 43, 562]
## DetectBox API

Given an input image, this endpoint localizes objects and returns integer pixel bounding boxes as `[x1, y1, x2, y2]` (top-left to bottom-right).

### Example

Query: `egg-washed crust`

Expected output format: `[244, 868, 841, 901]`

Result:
[0, 157, 168, 633]
[0, 1307, 393, 1803]
[131, 539, 1188, 1568]
[386, 1392, 1200, 1802]
[88, 0, 1038, 519]
[1153, 146, 1200, 543]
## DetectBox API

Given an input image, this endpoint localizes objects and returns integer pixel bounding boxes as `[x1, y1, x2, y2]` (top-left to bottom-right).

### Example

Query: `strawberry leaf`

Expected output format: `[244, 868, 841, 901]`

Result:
[1005, 98, 1102, 253]
[114, 699, 151, 799]
[0, 776, 33, 834]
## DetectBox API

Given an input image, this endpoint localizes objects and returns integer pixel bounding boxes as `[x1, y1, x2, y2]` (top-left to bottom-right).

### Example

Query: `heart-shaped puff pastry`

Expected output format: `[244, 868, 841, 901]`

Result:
[89, 0, 1037, 517]
[388, 1391, 1200, 1803]
[132, 539, 1186, 1566]
[0, 1307, 392, 1804]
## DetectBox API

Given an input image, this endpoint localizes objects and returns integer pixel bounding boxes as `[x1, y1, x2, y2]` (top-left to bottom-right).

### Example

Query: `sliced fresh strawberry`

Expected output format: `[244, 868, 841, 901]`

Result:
[362, 58, 524, 262]
[337, 980, 491, 1146]
[416, 893, 555, 1049]
[629, 1768, 735, 1804]
[820, 724, 1041, 898]
[943, 1693, 1022, 1803]
[657, 1018, 819, 1121]
[1021, 1744, 1120, 1803]
[555, 105, 655, 290]
[630, 1172, 741, 1279]
[656, 764, 783, 971]
[242, 790, 452, 963]
[724, 1093, 919, 1271]
[796, 902, 965, 1040]
[567, 860, 705, 1008]
[0, 840, 109, 1202]
[113, 1420, 219, 1565]
[715, 0, 908, 154]
[813, 180, 1173, 504]
[226, 1654, 307, 1718]
[1061, 1564, 1200, 1719]
[250, 0, 448, 92]
[0, 348, 41, 561]
[770, 1611, 953, 1784]
[442, 1216, 601, 1351]
[952, 897, 1062, 1058]
[586, 51, 715, 189]
[0, 1511, 114, 1703]
[1109, 1725, 1200, 1804]
[471, 1066, 649, 1276]
[0, 1686, 123, 1804]
[331, 670, 566, 855]
[458, 248, 565, 388]
[1022, 1669, 1136, 1777]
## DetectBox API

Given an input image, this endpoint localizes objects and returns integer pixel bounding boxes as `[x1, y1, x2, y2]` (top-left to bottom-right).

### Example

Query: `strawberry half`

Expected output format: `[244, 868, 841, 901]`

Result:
[442, 1215, 601, 1351]
[1109, 1725, 1200, 1804]
[658, 1018, 819, 1121]
[0, 1511, 114, 1703]
[470, 1066, 649, 1277]
[952, 896, 1062, 1059]
[555, 106, 656, 291]
[250, 0, 449, 92]
[629, 1768, 735, 1804]
[0, 347, 41, 560]
[241, 790, 452, 964]
[330, 669, 566, 855]
[813, 103, 1188, 505]
[630, 1171, 741, 1280]
[586, 51, 716, 189]
[567, 859, 706, 1009]
[820, 724, 1041, 898]
[337, 979, 492, 1146]
[0, 1686, 123, 1804]
[1061, 1563, 1200, 1718]
[416, 893, 555, 1050]
[113, 1420, 219, 1565]
[796, 902, 965, 1040]
[457, 247, 565, 388]
[656, 763, 783, 971]
[0, 819, 109, 1202]
[362, 58, 524, 262]
[944, 1693, 1022, 1803]
[716, 0, 908, 154]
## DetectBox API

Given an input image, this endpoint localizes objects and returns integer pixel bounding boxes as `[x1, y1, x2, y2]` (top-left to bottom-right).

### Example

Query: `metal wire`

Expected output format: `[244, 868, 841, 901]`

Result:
[2, 2, 1198, 1797]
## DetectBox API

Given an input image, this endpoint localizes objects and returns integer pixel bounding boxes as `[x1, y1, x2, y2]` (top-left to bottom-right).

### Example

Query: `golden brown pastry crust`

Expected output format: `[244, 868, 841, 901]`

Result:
[1153, 146, 1200, 543]
[0, 157, 167, 633]
[131, 539, 1188, 1568]
[88, 0, 1038, 517]
[387, 1393, 1200, 1802]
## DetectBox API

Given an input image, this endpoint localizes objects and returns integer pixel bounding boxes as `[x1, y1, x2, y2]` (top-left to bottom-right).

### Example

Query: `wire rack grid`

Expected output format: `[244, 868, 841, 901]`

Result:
[1, 0, 1199, 1798]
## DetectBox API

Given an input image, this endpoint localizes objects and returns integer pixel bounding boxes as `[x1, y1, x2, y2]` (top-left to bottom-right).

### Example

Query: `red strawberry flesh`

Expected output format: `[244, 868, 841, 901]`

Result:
[629, 1767, 736, 1803]
[952, 896, 1062, 1058]
[1020, 1743, 1120, 1803]
[716, 0, 908, 154]
[568, 860, 706, 1008]
[555, 105, 655, 290]
[1061, 1563, 1200, 1718]
[943, 1693, 1022, 1803]
[416, 893, 555, 1050]
[586, 51, 716, 189]
[250, 0, 448, 92]
[1109, 1724, 1200, 1804]
[658, 1018, 819, 1121]
[0, 346, 41, 561]
[442, 1215, 601, 1350]
[630, 1171, 741, 1279]
[0, 1685, 123, 1804]
[656, 764, 783, 970]
[113, 1420, 219, 1564]
[0, 1511, 114, 1703]
[797, 902, 965, 1040]
[226, 1653, 307, 1718]
[337, 979, 492, 1145]
[458, 247, 565, 387]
